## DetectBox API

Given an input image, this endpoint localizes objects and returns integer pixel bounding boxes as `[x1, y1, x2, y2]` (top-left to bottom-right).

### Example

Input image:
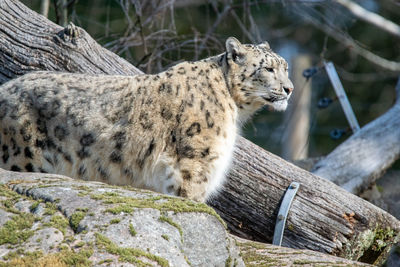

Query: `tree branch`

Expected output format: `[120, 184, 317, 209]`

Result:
[334, 0, 400, 39]
[307, 15, 400, 72]
[311, 94, 400, 194]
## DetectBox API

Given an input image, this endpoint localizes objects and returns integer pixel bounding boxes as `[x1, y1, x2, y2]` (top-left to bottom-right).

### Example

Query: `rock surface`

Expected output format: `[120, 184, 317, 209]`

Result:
[0, 169, 243, 266]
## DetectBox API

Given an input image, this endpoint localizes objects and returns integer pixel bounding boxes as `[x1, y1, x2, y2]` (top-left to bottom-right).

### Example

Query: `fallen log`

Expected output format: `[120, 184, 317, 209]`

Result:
[0, 1, 399, 265]
[311, 80, 400, 194]
[210, 137, 400, 265]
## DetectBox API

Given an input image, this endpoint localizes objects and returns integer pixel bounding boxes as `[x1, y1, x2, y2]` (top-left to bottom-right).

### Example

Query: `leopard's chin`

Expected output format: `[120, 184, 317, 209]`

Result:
[271, 99, 288, 111]
[262, 96, 288, 111]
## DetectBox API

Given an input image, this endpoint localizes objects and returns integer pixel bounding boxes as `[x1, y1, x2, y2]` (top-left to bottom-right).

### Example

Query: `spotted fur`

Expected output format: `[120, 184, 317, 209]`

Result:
[0, 37, 293, 202]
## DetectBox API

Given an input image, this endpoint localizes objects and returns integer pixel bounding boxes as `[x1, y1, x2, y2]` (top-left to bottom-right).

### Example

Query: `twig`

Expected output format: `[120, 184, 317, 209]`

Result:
[230, 9, 257, 43]
[307, 16, 400, 72]
[334, 0, 400, 39]
[196, 3, 231, 59]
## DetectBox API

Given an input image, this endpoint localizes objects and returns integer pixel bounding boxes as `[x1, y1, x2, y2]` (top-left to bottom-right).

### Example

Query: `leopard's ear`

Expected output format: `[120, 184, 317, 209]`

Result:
[225, 37, 246, 64]
[259, 40, 270, 49]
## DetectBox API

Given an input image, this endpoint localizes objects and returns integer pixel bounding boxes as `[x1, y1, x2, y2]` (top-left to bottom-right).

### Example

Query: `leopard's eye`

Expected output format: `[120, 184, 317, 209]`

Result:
[265, 67, 274, 72]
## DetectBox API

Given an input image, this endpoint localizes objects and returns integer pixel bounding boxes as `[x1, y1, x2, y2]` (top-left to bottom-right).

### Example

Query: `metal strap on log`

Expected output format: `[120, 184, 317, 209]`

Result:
[272, 182, 300, 246]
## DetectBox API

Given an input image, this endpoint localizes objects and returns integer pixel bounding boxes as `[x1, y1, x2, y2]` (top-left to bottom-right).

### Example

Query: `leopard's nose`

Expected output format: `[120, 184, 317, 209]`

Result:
[284, 87, 293, 94]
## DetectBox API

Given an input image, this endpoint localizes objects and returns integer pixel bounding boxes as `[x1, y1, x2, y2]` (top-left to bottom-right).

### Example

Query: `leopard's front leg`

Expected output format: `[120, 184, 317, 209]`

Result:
[176, 157, 214, 202]
[175, 138, 233, 202]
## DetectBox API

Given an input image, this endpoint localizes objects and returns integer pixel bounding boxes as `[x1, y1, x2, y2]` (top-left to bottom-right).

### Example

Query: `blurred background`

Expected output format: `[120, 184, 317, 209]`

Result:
[20, 0, 400, 163]
[20, 0, 400, 264]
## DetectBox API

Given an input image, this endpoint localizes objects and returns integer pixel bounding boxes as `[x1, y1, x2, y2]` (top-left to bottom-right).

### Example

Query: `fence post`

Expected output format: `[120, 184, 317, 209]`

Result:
[283, 54, 312, 161]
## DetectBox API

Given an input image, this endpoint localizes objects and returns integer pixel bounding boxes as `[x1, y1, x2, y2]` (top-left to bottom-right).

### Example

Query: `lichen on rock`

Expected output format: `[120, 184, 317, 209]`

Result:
[0, 169, 242, 266]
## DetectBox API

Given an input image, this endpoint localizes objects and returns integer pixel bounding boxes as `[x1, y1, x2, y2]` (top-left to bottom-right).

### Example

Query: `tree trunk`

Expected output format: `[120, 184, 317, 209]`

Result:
[282, 54, 312, 161]
[0, 1, 399, 265]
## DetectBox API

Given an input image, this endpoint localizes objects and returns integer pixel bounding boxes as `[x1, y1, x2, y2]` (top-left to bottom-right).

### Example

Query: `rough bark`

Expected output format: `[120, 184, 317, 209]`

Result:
[210, 137, 399, 265]
[0, 1, 399, 265]
[0, 0, 141, 84]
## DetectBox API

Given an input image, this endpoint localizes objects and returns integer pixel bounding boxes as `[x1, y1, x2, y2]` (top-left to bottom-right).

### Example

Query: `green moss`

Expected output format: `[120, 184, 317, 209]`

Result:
[59, 248, 93, 267]
[235, 240, 267, 250]
[0, 244, 92, 266]
[43, 215, 69, 235]
[98, 259, 114, 264]
[105, 204, 134, 214]
[75, 241, 86, 248]
[76, 208, 89, 212]
[110, 218, 121, 224]
[376, 185, 384, 193]
[184, 255, 191, 266]
[43, 202, 58, 215]
[0, 213, 35, 245]
[161, 234, 169, 241]
[29, 201, 39, 213]
[159, 216, 183, 242]
[373, 227, 395, 251]
[77, 191, 89, 197]
[225, 255, 232, 267]
[0, 185, 23, 214]
[1, 251, 45, 266]
[74, 185, 93, 191]
[95, 233, 169, 267]
[90, 192, 225, 226]
[103, 191, 121, 197]
[69, 211, 87, 232]
[241, 251, 278, 264]
[0, 185, 21, 199]
[37, 184, 62, 189]
[351, 225, 397, 261]
[236, 240, 280, 266]
[129, 223, 137, 236]
[89, 194, 104, 200]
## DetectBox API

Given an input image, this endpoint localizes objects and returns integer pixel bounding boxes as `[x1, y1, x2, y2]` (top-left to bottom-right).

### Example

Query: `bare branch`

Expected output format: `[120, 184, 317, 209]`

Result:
[312, 87, 400, 193]
[334, 0, 400, 39]
[306, 15, 400, 72]
[196, 3, 231, 60]
[229, 9, 257, 43]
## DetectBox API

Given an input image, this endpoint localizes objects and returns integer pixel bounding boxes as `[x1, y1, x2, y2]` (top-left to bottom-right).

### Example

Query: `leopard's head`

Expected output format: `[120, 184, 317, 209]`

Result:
[223, 37, 293, 122]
